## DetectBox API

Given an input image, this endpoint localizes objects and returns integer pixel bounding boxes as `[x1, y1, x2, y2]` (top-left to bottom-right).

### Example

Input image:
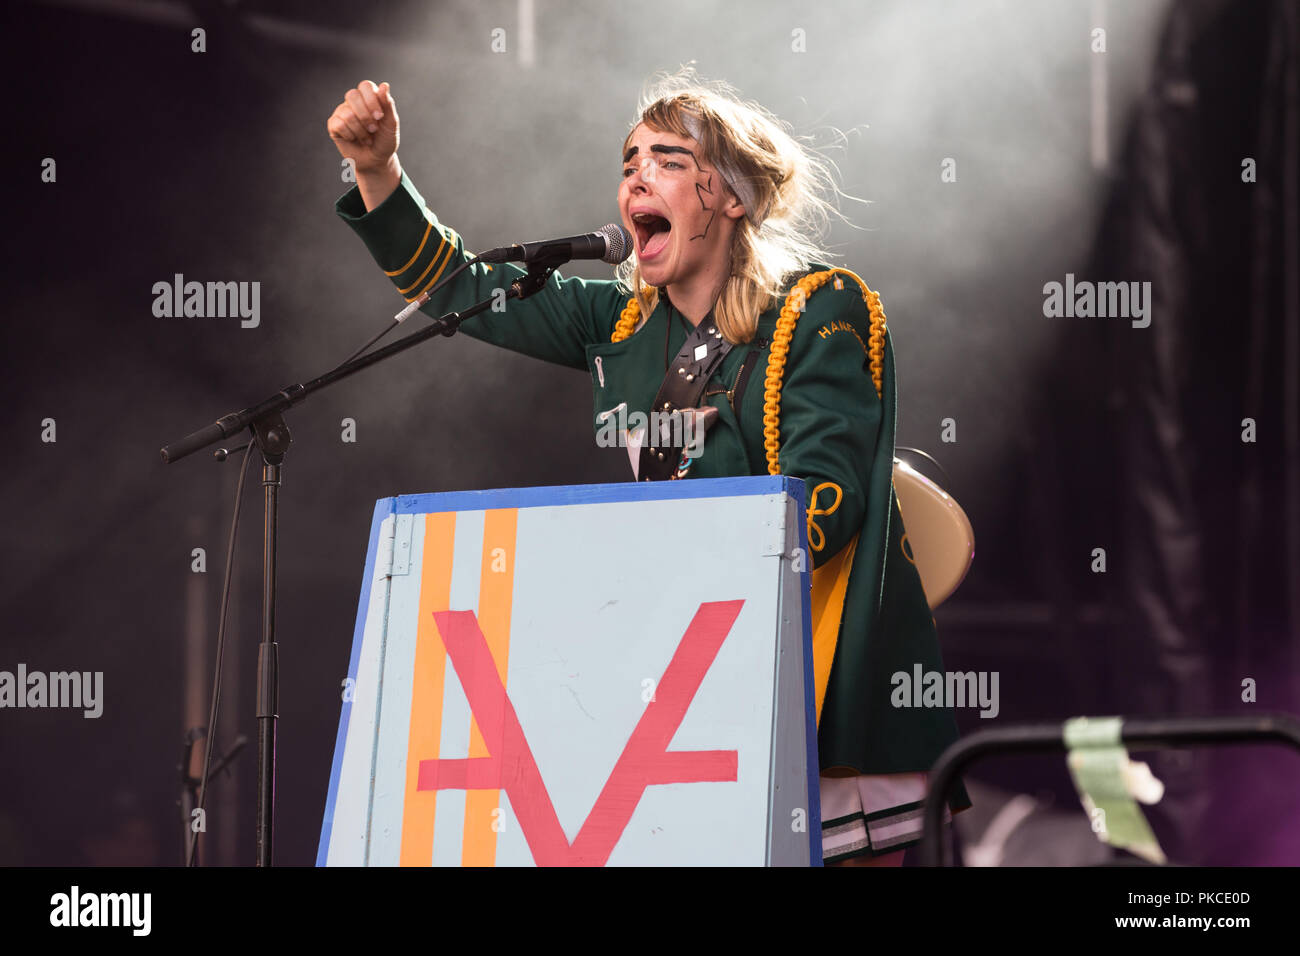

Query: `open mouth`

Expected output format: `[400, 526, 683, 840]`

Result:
[631, 211, 672, 260]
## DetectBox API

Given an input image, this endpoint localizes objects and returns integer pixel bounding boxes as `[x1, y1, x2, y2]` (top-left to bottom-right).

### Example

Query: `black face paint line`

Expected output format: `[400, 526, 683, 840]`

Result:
[623, 143, 703, 166]
[692, 173, 718, 241]
[649, 144, 700, 164]
[649, 147, 719, 241]
[625, 144, 719, 241]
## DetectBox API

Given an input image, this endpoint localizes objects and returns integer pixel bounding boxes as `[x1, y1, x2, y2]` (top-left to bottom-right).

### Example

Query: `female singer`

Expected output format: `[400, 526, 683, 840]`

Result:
[329, 70, 969, 865]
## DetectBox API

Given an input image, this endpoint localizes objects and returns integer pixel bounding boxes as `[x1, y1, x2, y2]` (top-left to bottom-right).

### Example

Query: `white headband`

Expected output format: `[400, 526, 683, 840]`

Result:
[676, 113, 771, 228]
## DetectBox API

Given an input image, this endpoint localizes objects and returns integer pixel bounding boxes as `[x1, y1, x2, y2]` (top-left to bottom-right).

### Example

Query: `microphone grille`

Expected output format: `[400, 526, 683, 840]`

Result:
[599, 223, 633, 264]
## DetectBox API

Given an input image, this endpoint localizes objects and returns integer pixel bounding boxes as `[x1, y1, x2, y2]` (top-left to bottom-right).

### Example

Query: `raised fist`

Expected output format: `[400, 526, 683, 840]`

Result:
[327, 80, 400, 174]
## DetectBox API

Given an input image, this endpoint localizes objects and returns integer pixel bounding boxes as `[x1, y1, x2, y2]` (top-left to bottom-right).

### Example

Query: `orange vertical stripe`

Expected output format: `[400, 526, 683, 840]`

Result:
[399, 511, 456, 866]
[461, 508, 519, 866]
[809, 533, 860, 727]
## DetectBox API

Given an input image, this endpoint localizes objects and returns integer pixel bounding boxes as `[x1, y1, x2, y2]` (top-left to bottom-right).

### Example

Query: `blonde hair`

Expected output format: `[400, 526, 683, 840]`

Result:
[616, 67, 846, 344]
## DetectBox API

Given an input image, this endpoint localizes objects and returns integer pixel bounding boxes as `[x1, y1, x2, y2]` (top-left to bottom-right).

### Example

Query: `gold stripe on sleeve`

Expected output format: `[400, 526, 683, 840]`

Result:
[407, 240, 457, 301]
[398, 233, 451, 296]
[384, 220, 434, 277]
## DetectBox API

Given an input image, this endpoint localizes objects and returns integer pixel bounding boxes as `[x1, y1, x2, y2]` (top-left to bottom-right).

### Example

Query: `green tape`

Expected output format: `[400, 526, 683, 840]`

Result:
[1063, 715, 1123, 749]
[1063, 717, 1167, 865]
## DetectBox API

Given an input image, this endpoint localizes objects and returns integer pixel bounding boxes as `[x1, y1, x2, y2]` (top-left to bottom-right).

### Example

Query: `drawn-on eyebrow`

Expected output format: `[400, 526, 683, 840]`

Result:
[650, 144, 696, 158]
[622, 144, 699, 164]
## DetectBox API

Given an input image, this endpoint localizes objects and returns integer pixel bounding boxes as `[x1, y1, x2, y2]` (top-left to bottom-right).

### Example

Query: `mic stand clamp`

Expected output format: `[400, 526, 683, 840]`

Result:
[510, 261, 558, 300]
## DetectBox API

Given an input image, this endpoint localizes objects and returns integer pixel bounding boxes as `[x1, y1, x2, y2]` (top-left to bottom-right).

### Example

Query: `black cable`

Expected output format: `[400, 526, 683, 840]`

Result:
[332, 258, 479, 371]
[187, 439, 257, 867]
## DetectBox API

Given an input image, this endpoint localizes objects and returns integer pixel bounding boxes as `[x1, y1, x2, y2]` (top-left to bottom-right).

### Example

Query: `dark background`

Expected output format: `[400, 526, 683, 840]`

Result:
[2, 0, 1296, 866]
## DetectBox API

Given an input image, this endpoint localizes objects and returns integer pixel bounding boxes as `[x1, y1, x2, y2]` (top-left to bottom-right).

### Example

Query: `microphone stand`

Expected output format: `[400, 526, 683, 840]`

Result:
[160, 259, 560, 866]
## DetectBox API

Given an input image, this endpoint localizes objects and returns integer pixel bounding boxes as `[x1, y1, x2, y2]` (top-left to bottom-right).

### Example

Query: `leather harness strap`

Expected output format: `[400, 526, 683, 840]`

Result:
[638, 317, 734, 481]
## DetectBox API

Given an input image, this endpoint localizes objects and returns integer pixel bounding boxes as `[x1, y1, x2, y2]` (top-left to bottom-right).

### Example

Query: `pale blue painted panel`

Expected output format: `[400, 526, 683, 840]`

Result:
[366, 514, 424, 866]
[326, 513, 395, 865]
[318, 498, 393, 865]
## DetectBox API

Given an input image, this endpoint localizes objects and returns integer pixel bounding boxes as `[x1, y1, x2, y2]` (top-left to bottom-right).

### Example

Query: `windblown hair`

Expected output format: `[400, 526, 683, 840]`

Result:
[616, 67, 846, 344]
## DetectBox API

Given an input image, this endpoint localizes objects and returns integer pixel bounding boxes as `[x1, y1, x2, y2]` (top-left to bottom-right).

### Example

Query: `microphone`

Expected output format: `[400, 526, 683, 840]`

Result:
[477, 223, 633, 266]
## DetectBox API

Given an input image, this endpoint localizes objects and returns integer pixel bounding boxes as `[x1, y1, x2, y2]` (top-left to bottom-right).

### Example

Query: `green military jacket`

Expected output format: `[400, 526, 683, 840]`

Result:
[337, 172, 969, 813]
